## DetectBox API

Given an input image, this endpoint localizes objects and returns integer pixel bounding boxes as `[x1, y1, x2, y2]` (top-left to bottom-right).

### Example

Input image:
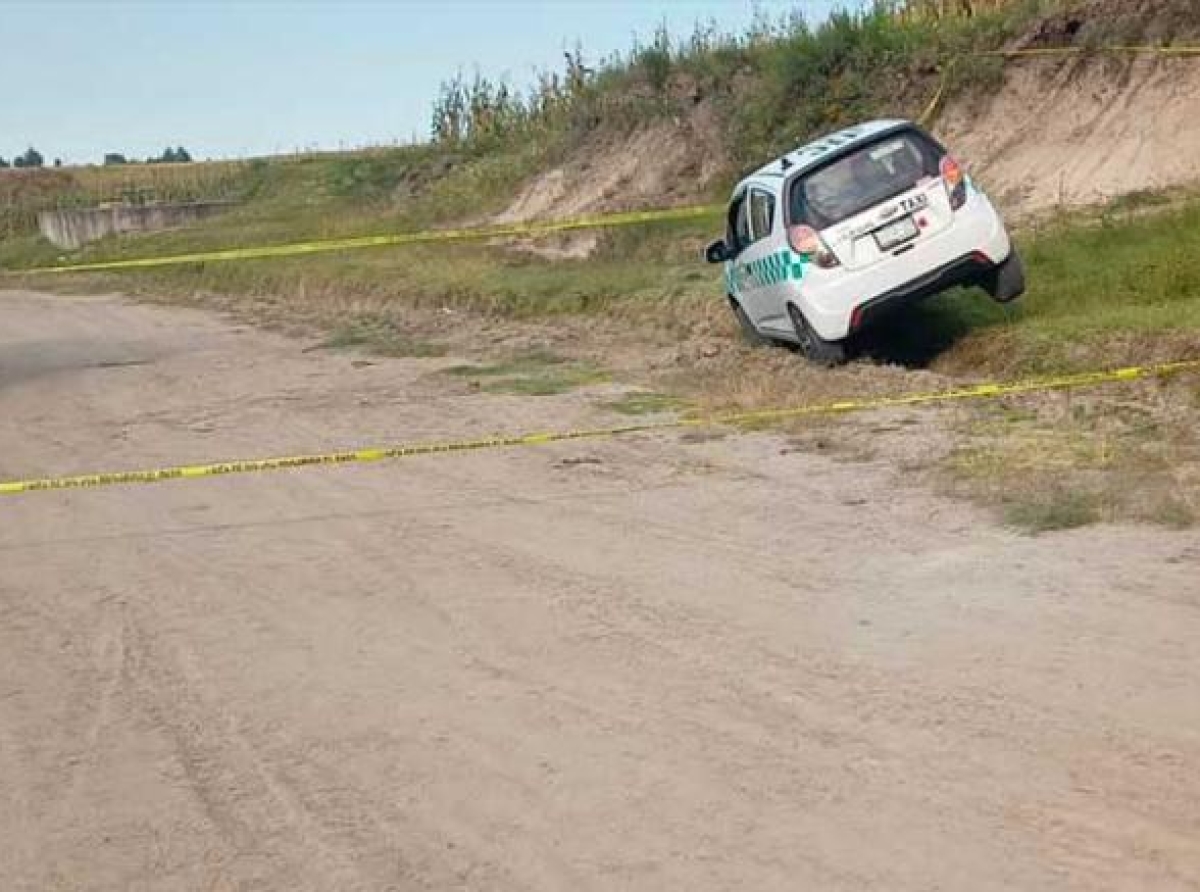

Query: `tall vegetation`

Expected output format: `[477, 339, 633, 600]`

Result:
[430, 46, 598, 149]
[427, 0, 1036, 168]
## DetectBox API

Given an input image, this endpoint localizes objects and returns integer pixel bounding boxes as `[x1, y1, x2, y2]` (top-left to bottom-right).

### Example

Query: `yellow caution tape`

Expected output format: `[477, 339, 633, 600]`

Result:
[5, 204, 724, 275]
[2, 358, 1197, 496]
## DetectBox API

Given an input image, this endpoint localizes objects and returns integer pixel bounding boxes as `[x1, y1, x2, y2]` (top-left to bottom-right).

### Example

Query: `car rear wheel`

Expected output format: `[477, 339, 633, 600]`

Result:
[730, 298, 768, 347]
[983, 249, 1026, 304]
[788, 304, 847, 367]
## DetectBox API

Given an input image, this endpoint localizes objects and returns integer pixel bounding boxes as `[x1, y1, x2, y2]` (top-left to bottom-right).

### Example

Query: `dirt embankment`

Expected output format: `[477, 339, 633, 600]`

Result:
[494, 101, 727, 225]
[495, 1, 1200, 228]
[937, 0, 1200, 215]
[939, 53, 1200, 216]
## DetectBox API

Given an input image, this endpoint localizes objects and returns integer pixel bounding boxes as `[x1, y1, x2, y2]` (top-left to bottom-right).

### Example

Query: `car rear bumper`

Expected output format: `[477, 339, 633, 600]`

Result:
[796, 196, 1011, 341]
[850, 252, 994, 332]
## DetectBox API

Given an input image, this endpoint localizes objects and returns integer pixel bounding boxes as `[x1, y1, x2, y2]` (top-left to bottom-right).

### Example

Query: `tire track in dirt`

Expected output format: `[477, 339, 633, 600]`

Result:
[114, 601, 369, 891]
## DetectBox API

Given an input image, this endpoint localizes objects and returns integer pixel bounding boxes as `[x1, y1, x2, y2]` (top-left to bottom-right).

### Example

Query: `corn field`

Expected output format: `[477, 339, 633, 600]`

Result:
[428, 0, 1036, 150]
[0, 161, 254, 238]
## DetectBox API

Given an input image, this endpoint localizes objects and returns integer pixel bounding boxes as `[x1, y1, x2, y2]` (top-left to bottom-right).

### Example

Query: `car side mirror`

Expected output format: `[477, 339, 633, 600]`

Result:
[705, 239, 731, 264]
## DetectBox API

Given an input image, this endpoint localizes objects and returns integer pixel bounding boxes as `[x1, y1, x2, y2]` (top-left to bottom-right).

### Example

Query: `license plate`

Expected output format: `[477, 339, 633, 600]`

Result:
[874, 216, 919, 251]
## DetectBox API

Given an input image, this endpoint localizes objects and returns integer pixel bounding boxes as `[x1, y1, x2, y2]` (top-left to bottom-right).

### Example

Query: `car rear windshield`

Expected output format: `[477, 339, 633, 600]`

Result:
[788, 129, 944, 230]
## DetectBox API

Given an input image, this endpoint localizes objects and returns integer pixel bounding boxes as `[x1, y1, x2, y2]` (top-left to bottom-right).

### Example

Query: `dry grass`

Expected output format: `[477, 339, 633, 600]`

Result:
[66, 160, 252, 202]
[937, 384, 1200, 531]
[598, 392, 689, 416]
[444, 350, 609, 396]
[318, 315, 448, 358]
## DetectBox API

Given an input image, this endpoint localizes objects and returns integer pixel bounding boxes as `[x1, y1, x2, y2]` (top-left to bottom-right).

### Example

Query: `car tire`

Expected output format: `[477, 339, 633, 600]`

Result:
[983, 249, 1026, 304]
[788, 304, 847, 367]
[730, 298, 768, 347]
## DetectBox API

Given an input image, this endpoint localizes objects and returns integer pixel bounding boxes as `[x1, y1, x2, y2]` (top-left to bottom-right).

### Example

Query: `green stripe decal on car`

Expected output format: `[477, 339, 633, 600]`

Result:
[733, 249, 807, 292]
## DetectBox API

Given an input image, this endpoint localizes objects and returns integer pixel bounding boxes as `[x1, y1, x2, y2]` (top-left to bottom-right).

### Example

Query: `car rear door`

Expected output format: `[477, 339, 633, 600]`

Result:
[740, 186, 792, 333]
[729, 184, 789, 330]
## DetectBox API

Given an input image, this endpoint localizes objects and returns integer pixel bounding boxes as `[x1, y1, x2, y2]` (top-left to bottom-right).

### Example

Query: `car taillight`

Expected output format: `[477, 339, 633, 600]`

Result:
[788, 224, 840, 269]
[941, 155, 967, 211]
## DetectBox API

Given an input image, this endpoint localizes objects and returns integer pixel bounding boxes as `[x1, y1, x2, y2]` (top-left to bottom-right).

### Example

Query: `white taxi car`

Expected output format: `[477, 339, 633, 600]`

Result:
[705, 119, 1023, 365]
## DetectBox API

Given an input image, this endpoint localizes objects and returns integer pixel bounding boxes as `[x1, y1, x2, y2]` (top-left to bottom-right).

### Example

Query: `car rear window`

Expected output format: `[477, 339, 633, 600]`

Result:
[789, 129, 944, 230]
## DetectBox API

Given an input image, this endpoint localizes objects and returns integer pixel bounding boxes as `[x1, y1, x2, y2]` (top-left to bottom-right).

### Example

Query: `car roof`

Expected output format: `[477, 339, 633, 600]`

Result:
[738, 119, 912, 191]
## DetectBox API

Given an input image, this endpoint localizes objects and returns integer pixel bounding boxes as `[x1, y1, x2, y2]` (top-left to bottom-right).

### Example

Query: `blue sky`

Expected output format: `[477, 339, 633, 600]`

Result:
[0, 0, 849, 164]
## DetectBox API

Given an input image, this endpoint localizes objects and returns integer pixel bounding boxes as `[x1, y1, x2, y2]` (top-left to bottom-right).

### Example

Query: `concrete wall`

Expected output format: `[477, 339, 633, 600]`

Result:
[37, 201, 238, 250]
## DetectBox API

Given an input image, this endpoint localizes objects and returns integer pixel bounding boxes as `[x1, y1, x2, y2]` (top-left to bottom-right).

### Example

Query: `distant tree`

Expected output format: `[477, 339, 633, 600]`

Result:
[148, 146, 192, 164]
[0, 157, 8, 168]
[103, 152, 128, 166]
[13, 146, 44, 168]
[54, 158, 62, 167]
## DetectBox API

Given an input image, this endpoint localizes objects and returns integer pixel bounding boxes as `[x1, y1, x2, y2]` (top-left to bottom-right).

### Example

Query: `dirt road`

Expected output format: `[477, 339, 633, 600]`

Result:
[2, 289, 1198, 891]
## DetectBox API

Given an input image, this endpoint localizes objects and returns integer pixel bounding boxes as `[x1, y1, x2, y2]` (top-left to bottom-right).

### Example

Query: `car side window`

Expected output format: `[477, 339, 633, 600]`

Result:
[749, 189, 776, 242]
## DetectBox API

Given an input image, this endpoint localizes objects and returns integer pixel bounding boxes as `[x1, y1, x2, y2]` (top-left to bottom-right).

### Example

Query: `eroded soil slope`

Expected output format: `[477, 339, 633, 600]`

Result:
[939, 53, 1200, 214]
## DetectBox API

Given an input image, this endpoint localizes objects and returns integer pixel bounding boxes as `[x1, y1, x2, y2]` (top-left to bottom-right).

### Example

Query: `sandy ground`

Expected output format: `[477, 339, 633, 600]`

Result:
[1, 289, 1199, 892]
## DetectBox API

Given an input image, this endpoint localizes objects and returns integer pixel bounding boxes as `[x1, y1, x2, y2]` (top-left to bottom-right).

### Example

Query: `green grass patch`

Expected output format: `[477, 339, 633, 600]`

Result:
[873, 198, 1200, 375]
[319, 316, 446, 358]
[446, 350, 608, 396]
[599, 391, 688, 415]
[444, 349, 570, 378]
[937, 386, 1199, 533]
[1004, 488, 1103, 534]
